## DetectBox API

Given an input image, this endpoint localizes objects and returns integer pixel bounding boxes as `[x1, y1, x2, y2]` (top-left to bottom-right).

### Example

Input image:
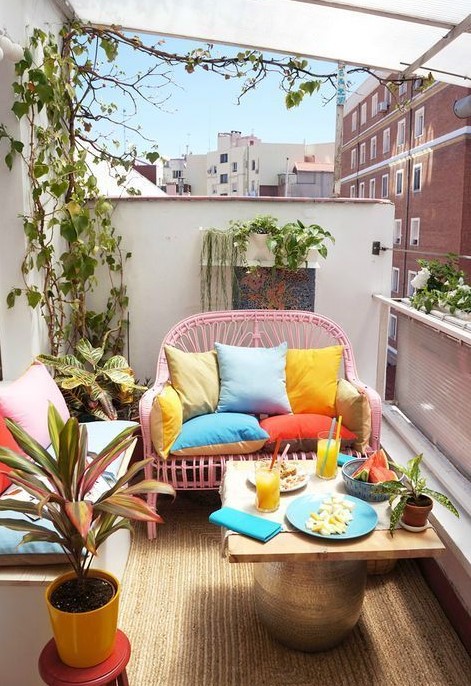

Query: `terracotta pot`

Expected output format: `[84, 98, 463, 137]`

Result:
[401, 496, 433, 528]
[45, 569, 120, 668]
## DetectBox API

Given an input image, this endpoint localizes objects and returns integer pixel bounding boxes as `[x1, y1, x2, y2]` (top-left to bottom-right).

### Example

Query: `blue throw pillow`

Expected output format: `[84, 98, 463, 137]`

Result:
[170, 412, 269, 456]
[215, 342, 292, 415]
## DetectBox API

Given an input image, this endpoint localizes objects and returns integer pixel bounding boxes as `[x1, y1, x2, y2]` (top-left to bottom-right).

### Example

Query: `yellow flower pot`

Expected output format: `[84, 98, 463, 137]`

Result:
[45, 569, 120, 668]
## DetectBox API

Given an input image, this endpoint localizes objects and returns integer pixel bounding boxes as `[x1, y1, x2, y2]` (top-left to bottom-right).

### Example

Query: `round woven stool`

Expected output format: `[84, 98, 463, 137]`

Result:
[38, 629, 130, 686]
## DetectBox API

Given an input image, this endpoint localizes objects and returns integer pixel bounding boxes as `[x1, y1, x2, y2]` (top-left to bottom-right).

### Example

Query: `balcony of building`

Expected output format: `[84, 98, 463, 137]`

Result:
[0, 2, 470, 684]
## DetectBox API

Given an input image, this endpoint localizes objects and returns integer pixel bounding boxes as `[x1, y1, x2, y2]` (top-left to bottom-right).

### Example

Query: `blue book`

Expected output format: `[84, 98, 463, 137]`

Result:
[209, 507, 282, 542]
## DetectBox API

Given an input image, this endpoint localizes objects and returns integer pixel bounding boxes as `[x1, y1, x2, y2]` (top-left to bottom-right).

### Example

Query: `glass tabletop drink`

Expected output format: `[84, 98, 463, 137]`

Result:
[255, 460, 281, 513]
[316, 431, 340, 480]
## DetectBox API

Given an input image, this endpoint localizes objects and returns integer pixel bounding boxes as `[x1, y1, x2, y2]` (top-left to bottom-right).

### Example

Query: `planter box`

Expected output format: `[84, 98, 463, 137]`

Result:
[233, 266, 316, 310]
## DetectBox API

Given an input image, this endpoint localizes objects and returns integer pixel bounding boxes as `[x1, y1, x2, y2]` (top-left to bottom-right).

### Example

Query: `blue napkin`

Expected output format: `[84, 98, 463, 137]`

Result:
[338, 452, 356, 466]
[209, 507, 282, 542]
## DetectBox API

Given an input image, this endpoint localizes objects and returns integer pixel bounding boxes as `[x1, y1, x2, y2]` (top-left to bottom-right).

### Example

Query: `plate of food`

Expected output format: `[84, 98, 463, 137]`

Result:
[286, 493, 378, 540]
[247, 461, 309, 492]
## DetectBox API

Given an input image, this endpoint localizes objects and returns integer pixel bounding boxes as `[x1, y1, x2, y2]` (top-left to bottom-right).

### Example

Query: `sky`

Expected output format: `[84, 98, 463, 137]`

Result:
[103, 35, 367, 160]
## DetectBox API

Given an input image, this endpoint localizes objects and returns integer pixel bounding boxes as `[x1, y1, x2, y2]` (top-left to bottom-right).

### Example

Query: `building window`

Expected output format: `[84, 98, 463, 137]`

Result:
[412, 163, 422, 191]
[384, 86, 392, 104]
[369, 178, 376, 198]
[394, 219, 402, 244]
[351, 148, 357, 169]
[395, 169, 403, 195]
[360, 102, 367, 125]
[370, 136, 377, 159]
[220, 173, 228, 184]
[407, 270, 418, 296]
[391, 268, 400, 293]
[352, 110, 357, 131]
[232, 183, 238, 193]
[251, 160, 256, 171]
[359, 142, 366, 164]
[350, 184, 356, 198]
[410, 217, 420, 245]
[381, 174, 389, 198]
[398, 81, 407, 97]
[389, 313, 398, 340]
[172, 170, 182, 179]
[232, 162, 238, 172]
[371, 93, 378, 117]
[359, 182, 365, 198]
[220, 153, 228, 163]
[414, 107, 425, 138]
[382, 128, 390, 153]
[397, 118, 406, 146]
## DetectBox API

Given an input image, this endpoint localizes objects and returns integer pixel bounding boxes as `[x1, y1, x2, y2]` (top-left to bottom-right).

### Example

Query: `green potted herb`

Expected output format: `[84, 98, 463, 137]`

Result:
[373, 454, 459, 534]
[0, 404, 175, 667]
[37, 336, 146, 421]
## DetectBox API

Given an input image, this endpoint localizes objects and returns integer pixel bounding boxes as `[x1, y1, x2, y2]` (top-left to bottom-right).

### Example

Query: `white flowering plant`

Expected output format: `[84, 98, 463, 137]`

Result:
[409, 256, 467, 314]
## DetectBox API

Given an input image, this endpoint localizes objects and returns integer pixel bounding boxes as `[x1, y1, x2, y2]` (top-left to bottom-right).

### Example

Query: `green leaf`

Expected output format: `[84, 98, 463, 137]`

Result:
[50, 180, 69, 198]
[76, 338, 104, 367]
[12, 102, 29, 119]
[33, 162, 49, 178]
[3, 418, 60, 479]
[146, 152, 160, 163]
[100, 38, 118, 62]
[4, 152, 13, 170]
[422, 489, 459, 517]
[6, 288, 21, 308]
[65, 500, 93, 538]
[47, 402, 65, 458]
[26, 289, 42, 308]
[95, 493, 164, 522]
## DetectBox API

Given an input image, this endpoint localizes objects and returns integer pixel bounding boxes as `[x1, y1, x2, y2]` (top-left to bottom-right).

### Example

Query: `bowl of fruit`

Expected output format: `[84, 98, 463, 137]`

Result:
[341, 450, 404, 502]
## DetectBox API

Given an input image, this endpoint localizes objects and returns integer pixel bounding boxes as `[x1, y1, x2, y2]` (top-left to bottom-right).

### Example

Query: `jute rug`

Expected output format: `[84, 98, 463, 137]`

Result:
[120, 492, 470, 686]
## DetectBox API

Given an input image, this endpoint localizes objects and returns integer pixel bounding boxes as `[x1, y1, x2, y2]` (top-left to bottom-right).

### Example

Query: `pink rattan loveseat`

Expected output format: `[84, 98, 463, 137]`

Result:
[139, 310, 382, 538]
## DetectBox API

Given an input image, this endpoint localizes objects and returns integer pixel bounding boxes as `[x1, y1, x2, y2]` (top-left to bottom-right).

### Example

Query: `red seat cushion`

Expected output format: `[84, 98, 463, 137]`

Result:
[259, 414, 357, 453]
[0, 413, 22, 494]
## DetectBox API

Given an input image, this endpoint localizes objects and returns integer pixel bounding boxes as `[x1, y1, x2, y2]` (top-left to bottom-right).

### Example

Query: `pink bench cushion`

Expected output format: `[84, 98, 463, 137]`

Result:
[0, 362, 69, 449]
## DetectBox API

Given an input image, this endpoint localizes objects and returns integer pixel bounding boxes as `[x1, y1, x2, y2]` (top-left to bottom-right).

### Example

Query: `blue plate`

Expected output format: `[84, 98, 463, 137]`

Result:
[286, 494, 378, 540]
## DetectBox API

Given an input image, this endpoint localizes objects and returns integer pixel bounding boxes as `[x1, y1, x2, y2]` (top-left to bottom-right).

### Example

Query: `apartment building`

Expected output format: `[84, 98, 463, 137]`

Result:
[341, 76, 471, 290]
[340, 75, 471, 360]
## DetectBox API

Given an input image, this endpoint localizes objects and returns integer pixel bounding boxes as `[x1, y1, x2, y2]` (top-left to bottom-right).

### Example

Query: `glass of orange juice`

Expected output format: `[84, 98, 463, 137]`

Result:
[255, 460, 281, 513]
[316, 431, 340, 480]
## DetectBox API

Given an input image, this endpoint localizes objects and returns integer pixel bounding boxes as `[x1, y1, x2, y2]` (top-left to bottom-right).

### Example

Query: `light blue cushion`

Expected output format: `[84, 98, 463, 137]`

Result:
[215, 342, 292, 415]
[0, 511, 65, 564]
[170, 413, 269, 456]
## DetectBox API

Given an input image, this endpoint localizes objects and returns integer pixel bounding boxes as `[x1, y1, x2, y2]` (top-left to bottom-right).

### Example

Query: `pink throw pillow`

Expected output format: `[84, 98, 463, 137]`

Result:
[0, 362, 70, 449]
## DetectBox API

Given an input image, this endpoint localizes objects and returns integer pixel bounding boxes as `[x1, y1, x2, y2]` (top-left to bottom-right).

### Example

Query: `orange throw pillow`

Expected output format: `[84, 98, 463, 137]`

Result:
[259, 414, 356, 453]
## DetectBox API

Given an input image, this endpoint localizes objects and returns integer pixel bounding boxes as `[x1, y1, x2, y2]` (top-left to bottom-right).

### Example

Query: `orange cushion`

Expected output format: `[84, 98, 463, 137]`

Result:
[0, 413, 22, 494]
[259, 414, 356, 453]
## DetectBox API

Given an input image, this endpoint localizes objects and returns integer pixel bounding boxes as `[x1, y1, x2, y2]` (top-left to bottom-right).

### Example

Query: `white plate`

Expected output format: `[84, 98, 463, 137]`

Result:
[247, 470, 309, 493]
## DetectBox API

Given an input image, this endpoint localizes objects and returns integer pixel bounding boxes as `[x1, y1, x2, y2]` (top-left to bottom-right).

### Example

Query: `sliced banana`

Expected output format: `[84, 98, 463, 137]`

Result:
[306, 495, 355, 536]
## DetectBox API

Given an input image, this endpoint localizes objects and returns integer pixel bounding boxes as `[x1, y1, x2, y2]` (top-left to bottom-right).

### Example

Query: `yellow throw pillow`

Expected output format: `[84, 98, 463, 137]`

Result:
[164, 346, 219, 422]
[286, 346, 343, 415]
[150, 384, 183, 459]
[335, 379, 372, 453]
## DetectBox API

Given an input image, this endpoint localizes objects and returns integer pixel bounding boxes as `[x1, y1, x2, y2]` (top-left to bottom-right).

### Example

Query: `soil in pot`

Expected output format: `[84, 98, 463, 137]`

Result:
[402, 496, 433, 528]
[50, 576, 115, 613]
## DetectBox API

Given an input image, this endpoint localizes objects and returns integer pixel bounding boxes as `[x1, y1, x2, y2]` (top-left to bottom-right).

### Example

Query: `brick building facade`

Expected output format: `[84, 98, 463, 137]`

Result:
[340, 77, 471, 299]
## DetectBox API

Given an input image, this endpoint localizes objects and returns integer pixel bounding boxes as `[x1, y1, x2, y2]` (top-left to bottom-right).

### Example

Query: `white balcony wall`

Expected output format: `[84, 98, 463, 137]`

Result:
[88, 197, 394, 386]
[0, 0, 66, 379]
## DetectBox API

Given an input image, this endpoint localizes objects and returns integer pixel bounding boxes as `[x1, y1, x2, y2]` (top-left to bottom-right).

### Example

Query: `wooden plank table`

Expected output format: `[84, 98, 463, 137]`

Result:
[222, 461, 446, 652]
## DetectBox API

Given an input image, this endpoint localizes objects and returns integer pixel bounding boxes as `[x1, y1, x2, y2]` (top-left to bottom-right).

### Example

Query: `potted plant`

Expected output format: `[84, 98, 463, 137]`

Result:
[409, 255, 465, 314]
[0, 404, 175, 667]
[373, 454, 459, 534]
[37, 336, 146, 421]
[200, 214, 334, 310]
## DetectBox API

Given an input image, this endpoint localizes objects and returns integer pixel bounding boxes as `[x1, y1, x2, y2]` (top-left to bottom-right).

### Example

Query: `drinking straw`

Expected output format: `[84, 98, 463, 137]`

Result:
[335, 415, 343, 444]
[279, 443, 291, 463]
[270, 437, 282, 470]
[320, 417, 336, 475]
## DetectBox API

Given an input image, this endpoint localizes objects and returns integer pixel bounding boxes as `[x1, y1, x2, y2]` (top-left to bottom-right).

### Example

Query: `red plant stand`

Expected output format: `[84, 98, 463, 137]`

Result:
[38, 629, 131, 686]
